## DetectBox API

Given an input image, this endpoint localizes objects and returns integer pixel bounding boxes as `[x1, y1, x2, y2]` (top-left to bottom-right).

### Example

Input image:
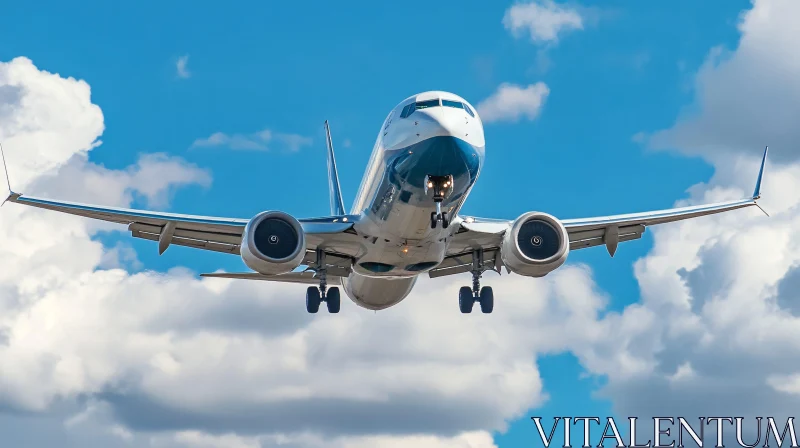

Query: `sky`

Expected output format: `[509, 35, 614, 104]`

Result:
[1, 0, 800, 447]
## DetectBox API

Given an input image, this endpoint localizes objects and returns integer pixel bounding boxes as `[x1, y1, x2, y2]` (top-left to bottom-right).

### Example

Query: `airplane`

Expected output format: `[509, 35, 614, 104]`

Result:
[2, 91, 769, 314]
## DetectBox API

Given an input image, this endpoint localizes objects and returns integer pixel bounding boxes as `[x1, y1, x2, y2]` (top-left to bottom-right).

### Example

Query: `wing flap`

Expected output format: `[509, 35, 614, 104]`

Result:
[428, 248, 501, 279]
[569, 230, 643, 251]
[128, 222, 243, 245]
[201, 271, 341, 285]
[131, 230, 240, 254]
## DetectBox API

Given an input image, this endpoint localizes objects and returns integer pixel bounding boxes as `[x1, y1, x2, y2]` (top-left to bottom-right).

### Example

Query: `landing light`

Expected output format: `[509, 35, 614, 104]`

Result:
[343, 217, 348, 222]
[402, 247, 409, 253]
[427, 182, 433, 188]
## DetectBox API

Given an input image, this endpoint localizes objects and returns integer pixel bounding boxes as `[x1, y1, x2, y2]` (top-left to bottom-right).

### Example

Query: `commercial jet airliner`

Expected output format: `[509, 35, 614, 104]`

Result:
[3, 91, 769, 314]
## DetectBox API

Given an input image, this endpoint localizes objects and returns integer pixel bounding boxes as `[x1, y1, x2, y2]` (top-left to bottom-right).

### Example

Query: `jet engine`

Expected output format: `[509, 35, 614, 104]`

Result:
[501, 212, 569, 278]
[240, 211, 306, 275]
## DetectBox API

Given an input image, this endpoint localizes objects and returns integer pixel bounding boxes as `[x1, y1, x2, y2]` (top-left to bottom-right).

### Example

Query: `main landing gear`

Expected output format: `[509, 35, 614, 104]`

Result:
[458, 249, 494, 314]
[305, 249, 341, 314]
[426, 175, 453, 229]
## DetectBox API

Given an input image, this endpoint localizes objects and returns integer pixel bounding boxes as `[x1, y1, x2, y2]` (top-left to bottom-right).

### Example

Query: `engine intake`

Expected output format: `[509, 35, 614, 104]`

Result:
[241, 211, 306, 275]
[501, 212, 569, 277]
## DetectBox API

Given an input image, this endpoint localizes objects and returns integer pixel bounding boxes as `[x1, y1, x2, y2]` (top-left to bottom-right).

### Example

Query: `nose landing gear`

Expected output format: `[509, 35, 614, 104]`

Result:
[426, 175, 453, 229]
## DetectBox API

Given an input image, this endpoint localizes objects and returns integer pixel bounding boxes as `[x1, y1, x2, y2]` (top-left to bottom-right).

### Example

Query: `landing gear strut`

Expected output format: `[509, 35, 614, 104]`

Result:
[306, 249, 341, 314]
[458, 249, 494, 314]
[426, 175, 453, 229]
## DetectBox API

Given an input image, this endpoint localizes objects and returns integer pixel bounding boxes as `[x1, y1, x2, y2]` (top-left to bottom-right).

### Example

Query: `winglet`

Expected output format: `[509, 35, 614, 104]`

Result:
[0, 143, 17, 207]
[324, 120, 346, 216]
[753, 145, 768, 200]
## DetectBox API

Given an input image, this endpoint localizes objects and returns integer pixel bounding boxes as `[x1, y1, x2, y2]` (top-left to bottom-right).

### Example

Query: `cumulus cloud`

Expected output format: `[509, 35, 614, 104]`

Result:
[477, 82, 550, 123]
[503, 0, 583, 45]
[150, 430, 498, 448]
[191, 128, 312, 152]
[176, 55, 190, 79]
[645, 0, 800, 165]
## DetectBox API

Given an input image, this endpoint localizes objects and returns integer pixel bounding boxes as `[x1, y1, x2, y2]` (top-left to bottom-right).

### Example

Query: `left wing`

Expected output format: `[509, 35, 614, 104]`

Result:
[3, 192, 362, 277]
[434, 146, 769, 278]
[0, 128, 362, 279]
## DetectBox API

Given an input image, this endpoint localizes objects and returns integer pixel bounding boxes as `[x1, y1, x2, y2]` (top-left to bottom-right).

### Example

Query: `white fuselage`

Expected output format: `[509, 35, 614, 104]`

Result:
[340, 91, 486, 310]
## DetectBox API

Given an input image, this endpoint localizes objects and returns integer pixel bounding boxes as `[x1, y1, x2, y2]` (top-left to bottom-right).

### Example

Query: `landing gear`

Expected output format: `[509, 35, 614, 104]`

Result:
[426, 175, 453, 229]
[306, 249, 341, 314]
[306, 286, 321, 313]
[458, 249, 494, 314]
[306, 286, 340, 314]
[479, 286, 493, 313]
[459, 286, 473, 313]
[326, 287, 341, 313]
[430, 210, 449, 229]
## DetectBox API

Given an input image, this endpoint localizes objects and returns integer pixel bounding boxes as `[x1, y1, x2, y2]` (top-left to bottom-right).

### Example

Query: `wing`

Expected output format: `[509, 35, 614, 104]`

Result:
[3, 191, 363, 277]
[433, 147, 769, 278]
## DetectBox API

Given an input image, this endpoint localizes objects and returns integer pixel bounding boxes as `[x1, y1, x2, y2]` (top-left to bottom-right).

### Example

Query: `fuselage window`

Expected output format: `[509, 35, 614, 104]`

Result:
[442, 99, 463, 109]
[415, 99, 440, 109]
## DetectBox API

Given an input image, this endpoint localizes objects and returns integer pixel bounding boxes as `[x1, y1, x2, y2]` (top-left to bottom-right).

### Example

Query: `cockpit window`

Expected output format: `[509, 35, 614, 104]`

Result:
[463, 103, 475, 117]
[415, 99, 440, 109]
[401, 98, 473, 118]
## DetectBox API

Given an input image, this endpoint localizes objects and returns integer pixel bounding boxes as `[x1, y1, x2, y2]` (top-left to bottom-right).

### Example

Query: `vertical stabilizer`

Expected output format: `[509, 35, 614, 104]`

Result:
[324, 121, 346, 216]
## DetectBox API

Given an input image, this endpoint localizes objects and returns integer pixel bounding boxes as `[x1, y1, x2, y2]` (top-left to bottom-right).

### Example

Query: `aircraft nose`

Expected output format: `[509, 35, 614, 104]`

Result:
[416, 108, 468, 140]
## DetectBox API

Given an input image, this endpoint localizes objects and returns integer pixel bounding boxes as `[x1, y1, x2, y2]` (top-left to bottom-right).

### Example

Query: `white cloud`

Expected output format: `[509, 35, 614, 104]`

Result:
[645, 0, 800, 165]
[477, 82, 550, 123]
[149, 430, 498, 448]
[176, 55, 190, 79]
[503, 0, 583, 45]
[191, 128, 312, 152]
[0, 57, 104, 190]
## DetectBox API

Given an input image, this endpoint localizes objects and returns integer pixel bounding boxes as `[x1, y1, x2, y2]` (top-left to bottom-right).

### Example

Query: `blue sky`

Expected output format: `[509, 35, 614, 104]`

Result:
[1, 0, 747, 285]
[3, 1, 789, 447]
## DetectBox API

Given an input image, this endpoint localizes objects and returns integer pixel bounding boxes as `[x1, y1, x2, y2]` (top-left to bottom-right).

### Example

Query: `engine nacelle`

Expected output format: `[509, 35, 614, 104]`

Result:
[240, 211, 306, 275]
[501, 211, 569, 278]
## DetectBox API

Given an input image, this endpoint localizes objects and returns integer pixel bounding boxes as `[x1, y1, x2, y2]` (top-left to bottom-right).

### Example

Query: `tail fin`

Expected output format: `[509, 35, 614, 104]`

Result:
[324, 120, 346, 216]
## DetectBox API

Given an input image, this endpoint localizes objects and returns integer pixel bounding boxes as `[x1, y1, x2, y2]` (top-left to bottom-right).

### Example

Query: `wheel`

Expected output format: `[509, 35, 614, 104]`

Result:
[306, 286, 321, 313]
[458, 286, 474, 313]
[431, 211, 437, 229]
[479, 286, 494, 314]
[442, 212, 449, 228]
[326, 287, 341, 313]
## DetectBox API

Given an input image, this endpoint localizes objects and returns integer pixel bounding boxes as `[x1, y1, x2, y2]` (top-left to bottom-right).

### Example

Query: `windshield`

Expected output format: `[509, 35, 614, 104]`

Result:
[400, 99, 473, 118]
[415, 99, 440, 109]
